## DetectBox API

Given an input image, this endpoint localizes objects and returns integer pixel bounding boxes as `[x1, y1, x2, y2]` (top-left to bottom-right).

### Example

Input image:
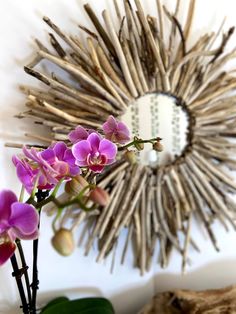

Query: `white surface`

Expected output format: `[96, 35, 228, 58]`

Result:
[1, 1, 236, 313]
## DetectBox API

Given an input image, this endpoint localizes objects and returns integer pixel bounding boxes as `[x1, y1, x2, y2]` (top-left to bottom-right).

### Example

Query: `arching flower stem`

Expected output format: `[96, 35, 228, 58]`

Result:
[118, 136, 162, 151]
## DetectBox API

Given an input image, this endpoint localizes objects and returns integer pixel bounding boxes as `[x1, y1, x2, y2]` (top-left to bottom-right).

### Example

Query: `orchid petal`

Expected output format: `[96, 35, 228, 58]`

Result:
[72, 140, 91, 161]
[11, 229, 39, 241]
[40, 148, 56, 164]
[75, 159, 88, 167]
[53, 161, 70, 176]
[99, 139, 117, 159]
[52, 142, 67, 160]
[0, 190, 17, 221]
[87, 133, 101, 152]
[69, 126, 89, 143]
[9, 203, 39, 237]
[102, 116, 117, 133]
[0, 242, 16, 266]
[23, 146, 40, 163]
[16, 163, 35, 193]
[89, 164, 105, 173]
[63, 149, 80, 175]
[64, 149, 76, 165]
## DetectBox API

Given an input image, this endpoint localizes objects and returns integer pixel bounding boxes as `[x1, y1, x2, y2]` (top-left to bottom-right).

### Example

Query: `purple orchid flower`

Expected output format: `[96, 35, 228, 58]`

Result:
[102, 115, 130, 144]
[72, 132, 117, 173]
[13, 142, 80, 193]
[41, 142, 80, 179]
[68, 126, 94, 144]
[0, 190, 39, 266]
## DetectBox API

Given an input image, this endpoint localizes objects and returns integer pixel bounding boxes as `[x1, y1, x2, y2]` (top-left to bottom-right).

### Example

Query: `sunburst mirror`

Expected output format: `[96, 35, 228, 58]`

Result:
[17, 0, 236, 275]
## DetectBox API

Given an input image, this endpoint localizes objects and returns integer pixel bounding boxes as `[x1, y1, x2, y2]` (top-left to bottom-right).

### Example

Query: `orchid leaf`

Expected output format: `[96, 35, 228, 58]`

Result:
[40, 297, 115, 314]
[40, 296, 69, 312]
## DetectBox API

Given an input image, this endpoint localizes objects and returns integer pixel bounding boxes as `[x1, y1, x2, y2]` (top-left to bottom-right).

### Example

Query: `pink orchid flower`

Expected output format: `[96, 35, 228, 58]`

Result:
[102, 115, 130, 144]
[0, 190, 39, 266]
[13, 142, 80, 193]
[72, 132, 117, 173]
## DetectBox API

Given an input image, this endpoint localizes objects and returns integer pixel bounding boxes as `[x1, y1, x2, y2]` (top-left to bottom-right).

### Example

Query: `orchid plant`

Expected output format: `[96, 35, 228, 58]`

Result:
[0, 116, 163, 314]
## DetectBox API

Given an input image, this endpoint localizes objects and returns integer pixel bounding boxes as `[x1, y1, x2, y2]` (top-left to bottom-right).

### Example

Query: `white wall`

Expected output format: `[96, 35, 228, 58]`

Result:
[1, 1, 236, 313]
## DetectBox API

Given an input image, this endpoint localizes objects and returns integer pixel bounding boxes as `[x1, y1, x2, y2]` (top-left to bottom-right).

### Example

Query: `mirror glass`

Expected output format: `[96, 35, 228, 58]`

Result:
[121, 93, 189, 167]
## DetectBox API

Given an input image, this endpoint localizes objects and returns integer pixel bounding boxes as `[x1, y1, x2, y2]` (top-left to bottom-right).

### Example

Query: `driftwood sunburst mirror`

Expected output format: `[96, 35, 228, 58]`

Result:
[18, 0, 236, 274]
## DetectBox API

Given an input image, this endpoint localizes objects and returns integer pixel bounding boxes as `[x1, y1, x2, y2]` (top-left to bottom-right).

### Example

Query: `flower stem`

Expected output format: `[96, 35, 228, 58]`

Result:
[118, 137, 160, 151]
[16, 239, 32, 311]
[31, 190, 49, 314]
[10, 254, 29, 314]
[31, 236, 39, 314]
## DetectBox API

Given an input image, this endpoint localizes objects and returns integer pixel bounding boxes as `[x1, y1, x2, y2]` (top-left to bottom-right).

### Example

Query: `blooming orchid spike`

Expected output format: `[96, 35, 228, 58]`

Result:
[0, 190, 39, 266]
[102, 115, 130, 144]
[72, 132, 117, 173]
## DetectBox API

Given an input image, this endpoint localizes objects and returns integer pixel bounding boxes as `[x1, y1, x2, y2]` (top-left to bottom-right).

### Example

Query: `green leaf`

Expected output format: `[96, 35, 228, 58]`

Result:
[40, 296, 69, 312]
[40, 297, 115, 314]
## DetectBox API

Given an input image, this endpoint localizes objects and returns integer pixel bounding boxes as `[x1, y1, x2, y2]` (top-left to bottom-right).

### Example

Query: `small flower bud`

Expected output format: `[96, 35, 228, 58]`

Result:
[89, 187, 110, 206]
[51, 228, 75, 256]
[65, 175, 88, 196]
[153, 141, 164, 152]
[134, 140, 144, 151]
[124, 150, 137, 165]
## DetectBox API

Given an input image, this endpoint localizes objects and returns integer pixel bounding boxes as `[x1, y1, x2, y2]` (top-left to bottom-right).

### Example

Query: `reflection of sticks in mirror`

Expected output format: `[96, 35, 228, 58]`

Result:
[16, 0, 236, 274]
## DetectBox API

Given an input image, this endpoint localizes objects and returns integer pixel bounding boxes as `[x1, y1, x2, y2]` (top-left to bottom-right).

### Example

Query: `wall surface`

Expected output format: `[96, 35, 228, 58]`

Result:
[1, 1, 236, 313]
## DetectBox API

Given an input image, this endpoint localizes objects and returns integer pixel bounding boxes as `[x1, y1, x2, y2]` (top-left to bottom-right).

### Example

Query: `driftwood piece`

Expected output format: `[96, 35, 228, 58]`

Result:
[138, 286, 236, 314]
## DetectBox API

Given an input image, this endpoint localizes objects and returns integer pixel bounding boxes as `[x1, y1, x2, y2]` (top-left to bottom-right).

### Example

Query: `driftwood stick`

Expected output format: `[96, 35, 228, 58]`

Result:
[164, 174, 182, 231]
[85, 170, 125, 255]
[84, 3, 117, 59]
[97, 165, 143, 262]
[134, 204, 141, 268]
[87, 37, 128, 109]
[156, 171, 183, 254]
[140, 188, 146, 275]
[116, 168, 148, 236]
[192, 150, 236, 190]
[182, 214, 192, 274]
[98, 161, 129, 188]
[134, 0, 170, 91]
[121, 223, 133, 264]
[43, 16, 91, 64]
[38, 50, 122, 109]
[23, 67, 118, 115]
[179, 164, 220, 251]
[170, 168, 191, 214]
[96, 45, 132, 98]
[186, 156, 236, 230]
[120, 37, 144, 96]
[102, 10, 138, 98]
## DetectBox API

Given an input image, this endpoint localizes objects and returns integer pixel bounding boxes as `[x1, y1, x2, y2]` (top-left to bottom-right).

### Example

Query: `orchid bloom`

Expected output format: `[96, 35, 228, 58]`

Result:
[13, 142, 80, 193]
[102, 115, 130, 144]
[68, 126, 94, 144]
[0, 190, 39, 266]
[72, 132, 117, 173]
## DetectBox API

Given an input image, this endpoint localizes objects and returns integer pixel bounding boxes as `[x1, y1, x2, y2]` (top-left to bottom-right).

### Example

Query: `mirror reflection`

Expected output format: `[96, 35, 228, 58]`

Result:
[121, 93, 189, 167]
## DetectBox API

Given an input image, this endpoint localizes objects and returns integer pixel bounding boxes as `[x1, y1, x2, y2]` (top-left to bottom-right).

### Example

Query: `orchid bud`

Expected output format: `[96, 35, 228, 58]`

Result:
[124, 150, 137, 165]
[51, 228, 75, 256]
[134, 141, 144, 151]
[153, 141, 164, 152]
[89, 187, 110, 206]
[65, 175, 88, 196]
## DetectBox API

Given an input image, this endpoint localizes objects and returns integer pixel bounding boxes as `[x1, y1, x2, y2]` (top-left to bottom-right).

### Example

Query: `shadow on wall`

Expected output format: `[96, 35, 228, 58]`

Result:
[1, 258, 236, 314]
